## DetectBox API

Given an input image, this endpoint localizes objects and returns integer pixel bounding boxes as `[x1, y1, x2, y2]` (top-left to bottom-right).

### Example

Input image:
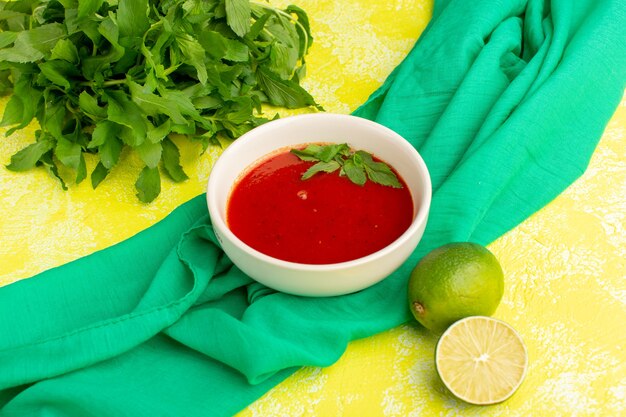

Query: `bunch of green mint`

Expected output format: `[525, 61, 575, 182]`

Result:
[0, 0, 321, 202]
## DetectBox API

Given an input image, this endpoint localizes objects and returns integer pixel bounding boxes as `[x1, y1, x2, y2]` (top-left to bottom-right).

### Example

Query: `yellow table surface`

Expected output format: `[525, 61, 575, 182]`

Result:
[1, 1, 625, 415]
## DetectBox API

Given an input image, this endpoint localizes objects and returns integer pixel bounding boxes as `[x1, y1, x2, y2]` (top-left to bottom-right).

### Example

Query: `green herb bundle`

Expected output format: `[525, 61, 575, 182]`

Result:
[0, 0, 321, 202]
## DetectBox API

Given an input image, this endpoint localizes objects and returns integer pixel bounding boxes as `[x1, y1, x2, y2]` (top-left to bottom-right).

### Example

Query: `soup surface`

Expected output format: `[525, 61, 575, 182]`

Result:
[226, 147, 414, 264]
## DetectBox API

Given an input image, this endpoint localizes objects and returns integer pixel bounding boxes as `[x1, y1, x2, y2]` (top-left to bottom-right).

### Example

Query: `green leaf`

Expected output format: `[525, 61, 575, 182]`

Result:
[128, 80, 187, 125]
[40, 151, 68, 190]
[301, 160, 340, 180]
[0, 94, 25, 128]
[225, 0, 251, 37]
[286, 4, 313, 56]
[42, 98, 66, 140]
[38, 60, 74, 89]
[1, 76, 41, 134]
[365, 165, 402, 188]
[99, 135, 123, 170]
[0, 31, 17, 49]
[181, 0, 211, 16]
[175, 34, 208, 85]
[318, 143, 349, 162]
[136, 140, 162, 169]
[291, 144, 324, 161]
[6, 138, 54, 172]
[247, 10, 270, 40]
[97, 16, 122, 46]
[359, 151, 403, 188]
[119, 126, 142, 148]
[64, 7, 82, 36]
[57, 0, 78, 8]
[147, 119, 171, 144]
[220, 97, 253, 124]
[135, 166, 161, 203]
[268, 42, 298, 80]
[263, 11, 298, 49]
[161, 138, 188, 182]
[55, 136, 82, 169]
[256, 65, 321, 109]
[221, 119, 255, 138]
[170, 121, 196, 135]
[192, 95, 222, 110]
[141, 45, 166, 79]
[0, 43, 43, 63]
[50, 38, 79, 63]
[79, 91, 107, 120]
[89, 120, 119, 148]
[291, 143, 349, 162]
[106, 91, 147, 146]
[191, 131, 218, 153]
[363, 165, 403, 188]
[75, 153, 87, 184]
[0, 9, 27, 20]
[224, 38, 249, 62]
[352, 151, 364, 167]
[90, 162, 109, 188]
[196, 30, 227, 60]
[159, 89, 203, 120]
[342, 158, 366, 186]
[77, 0, 104, 20]
[81, 17, 125, 79]
[0, 71, 10, 96]
[117, 0, 149, 39]
[19, 23, 66, 56]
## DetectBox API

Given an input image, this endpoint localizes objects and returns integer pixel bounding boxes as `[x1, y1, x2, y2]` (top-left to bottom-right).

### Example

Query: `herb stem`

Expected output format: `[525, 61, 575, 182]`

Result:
[78, 79, 128, 88]
[65, 99, 79, 115]
[163, 66, 179, 76]
[103, 79, 127, 87]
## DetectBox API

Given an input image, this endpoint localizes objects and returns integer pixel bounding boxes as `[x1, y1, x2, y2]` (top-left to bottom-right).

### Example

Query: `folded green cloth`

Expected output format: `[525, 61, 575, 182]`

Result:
[1, 0, 624, 415]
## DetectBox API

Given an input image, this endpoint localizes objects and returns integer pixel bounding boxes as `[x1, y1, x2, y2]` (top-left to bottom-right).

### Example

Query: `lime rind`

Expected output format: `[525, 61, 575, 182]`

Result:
[408, 242, 505, 332]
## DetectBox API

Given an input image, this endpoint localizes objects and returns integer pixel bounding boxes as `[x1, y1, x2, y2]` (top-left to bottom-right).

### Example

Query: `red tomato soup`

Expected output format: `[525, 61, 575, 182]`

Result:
[226, 146, 414, 264]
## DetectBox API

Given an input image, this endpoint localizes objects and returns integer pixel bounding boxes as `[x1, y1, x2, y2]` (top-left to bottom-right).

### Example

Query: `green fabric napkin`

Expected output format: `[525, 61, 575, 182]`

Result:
[1, 0, 625, 415]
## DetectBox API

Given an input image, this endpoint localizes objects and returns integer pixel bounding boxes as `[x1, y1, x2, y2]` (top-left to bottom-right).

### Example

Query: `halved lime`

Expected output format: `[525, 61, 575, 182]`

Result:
[435, 316, 528, 405]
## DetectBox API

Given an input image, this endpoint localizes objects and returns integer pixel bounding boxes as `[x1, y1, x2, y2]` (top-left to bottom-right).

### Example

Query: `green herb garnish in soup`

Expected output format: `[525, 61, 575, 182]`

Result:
[291, 143, 403, 187]
[226, 143, 414, 264]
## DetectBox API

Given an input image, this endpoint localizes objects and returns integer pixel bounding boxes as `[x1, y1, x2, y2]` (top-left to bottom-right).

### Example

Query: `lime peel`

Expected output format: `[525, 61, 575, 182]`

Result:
[408, 242, 504, 332]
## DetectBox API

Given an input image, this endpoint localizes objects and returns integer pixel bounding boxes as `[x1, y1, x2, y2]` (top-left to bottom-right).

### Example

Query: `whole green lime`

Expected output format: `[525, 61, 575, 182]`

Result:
[408, 242, 504, 333]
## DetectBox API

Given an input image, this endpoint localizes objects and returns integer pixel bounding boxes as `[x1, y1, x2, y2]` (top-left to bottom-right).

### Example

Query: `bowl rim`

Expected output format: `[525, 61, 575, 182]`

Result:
[206, 113, 432, 271]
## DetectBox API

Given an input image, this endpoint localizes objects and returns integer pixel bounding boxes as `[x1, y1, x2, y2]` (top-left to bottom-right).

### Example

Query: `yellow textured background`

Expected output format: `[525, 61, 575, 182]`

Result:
[1, 1, 625, 416]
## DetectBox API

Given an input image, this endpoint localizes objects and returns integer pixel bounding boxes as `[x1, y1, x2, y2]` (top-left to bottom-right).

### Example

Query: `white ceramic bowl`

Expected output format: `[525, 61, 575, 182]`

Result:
[206, 113, 431, 296]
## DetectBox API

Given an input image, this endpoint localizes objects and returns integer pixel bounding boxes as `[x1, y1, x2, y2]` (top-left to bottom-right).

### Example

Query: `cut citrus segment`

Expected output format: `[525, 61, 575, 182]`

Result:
[435, 316, 528, 405]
